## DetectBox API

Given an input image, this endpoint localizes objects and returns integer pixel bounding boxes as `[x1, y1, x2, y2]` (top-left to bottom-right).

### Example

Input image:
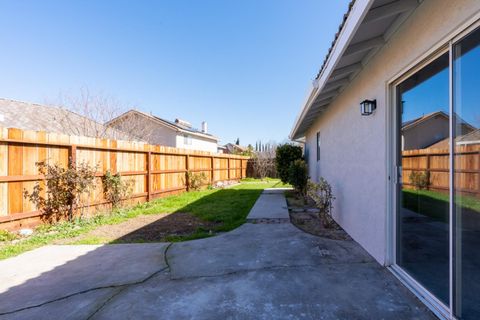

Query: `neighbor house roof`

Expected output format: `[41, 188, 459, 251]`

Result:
[402, 110, 476, 132]
[290, 0, 422, 140]
[106, 110, 219, 142]
[401, 111, 449, 130]
[0, 98, 131, 140]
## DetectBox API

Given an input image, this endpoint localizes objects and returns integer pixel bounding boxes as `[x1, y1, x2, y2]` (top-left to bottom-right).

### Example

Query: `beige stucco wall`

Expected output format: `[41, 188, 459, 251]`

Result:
[304, 0, 480, 264]
[175, 134, 219, 153]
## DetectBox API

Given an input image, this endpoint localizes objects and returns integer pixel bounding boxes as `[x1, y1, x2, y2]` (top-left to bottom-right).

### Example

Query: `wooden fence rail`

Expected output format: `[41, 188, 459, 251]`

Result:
[402, 144, 480, 195]
[0, 127, 249, 229]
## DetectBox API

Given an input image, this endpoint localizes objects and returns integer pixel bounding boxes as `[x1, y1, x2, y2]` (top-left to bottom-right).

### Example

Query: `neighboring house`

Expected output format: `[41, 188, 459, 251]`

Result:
[106, 110, 219, 153]
[217, 145, 227, 154]
[290, 1, 480, 319]
[401, 111, 475, 150]
[222, 143, 246, 155]
[0, 98, 130, 140]
[429, 127, 480, 149]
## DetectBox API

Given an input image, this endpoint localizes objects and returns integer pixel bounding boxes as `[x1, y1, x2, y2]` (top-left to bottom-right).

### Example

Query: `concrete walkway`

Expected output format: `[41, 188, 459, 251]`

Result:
[0, 189, 435, 320]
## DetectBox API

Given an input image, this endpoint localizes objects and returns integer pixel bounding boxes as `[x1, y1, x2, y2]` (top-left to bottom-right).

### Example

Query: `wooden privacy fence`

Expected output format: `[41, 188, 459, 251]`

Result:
[0, 127, 249, 229]
[402, 144, 480, 195]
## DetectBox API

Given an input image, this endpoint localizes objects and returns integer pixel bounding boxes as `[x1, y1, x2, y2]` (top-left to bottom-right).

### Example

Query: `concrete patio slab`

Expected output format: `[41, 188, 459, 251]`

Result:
[168, 223, 373, 279]
[0, 191, 435, 319]
[246, 188, 290, 220]
[92, 262, 432, 320]
[0, 243, 169, 315]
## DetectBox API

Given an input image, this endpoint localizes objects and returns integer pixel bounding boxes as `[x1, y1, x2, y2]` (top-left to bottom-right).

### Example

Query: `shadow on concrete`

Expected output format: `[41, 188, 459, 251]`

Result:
[0, 185, 267, 318]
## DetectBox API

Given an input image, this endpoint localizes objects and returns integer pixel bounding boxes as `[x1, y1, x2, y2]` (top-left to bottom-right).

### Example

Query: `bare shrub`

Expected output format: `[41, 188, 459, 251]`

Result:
[23, 160, 97, 222]
[307, 178, 336, 228]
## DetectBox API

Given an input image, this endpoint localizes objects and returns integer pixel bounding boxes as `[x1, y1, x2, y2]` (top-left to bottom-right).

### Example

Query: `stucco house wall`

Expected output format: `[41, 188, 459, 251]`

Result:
[175, 134, 218, 153]
[304, 0, 480, 264]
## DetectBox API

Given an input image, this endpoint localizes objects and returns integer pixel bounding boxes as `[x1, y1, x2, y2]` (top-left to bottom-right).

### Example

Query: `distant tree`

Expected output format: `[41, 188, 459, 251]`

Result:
[235, 138, 240, 145]
[48, 87, 154, 141]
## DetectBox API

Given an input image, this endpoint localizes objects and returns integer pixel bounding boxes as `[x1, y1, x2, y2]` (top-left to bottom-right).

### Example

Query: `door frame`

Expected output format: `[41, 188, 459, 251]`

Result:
[385, 14, 480, 320]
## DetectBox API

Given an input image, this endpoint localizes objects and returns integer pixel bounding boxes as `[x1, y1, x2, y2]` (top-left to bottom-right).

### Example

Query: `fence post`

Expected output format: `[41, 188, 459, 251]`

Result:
[185, 154, 190, 191]
[210, 156, 215, 184]
[477, 151, 480, 195]
[227, 157, 230, 181]
[67, 145, 77, 220]
[147, 151, 152, 201]
[426, 154, 430, 191]
[68, 145, 77, 168]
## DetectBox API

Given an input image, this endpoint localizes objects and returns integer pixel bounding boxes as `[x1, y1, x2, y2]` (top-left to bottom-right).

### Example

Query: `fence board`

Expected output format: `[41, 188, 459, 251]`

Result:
[402, 145, 480, 195]
[0, 127, 250, 229]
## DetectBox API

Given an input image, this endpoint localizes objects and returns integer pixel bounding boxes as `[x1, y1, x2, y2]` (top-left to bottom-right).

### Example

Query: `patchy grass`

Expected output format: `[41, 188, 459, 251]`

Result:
[0, 179, 285, 260]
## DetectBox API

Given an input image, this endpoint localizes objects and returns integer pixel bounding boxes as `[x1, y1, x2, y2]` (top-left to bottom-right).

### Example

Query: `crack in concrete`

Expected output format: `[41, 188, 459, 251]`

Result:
[87, 242, 175, 319]
[0, 243, 175, 317]
[169, 260, 377, 282]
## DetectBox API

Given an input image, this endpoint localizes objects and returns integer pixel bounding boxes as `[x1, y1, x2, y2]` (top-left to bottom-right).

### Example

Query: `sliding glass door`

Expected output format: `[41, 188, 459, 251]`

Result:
[395, 25, 480, 319]
[397, 51, 450, 305]
[453, 26, 480, 319]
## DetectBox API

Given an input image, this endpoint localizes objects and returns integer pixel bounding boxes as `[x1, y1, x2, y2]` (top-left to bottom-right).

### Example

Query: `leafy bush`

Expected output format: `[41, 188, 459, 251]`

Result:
[102, 170, 133, 209]
[24, 160, 97, 222]
[288, 159, 308, 198]
[187, 172, 208, 191]
[307, 178, 336, 228]
[0, 230, 17, 242]
[409, 171, 429, 190]
[275, 144, 303, 184]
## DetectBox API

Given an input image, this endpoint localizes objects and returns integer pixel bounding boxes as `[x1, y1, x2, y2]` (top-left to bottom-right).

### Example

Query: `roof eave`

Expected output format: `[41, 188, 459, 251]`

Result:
[289, 0, 376, 140]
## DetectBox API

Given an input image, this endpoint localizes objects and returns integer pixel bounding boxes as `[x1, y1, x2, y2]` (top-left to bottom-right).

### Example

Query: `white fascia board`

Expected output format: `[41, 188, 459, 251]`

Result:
[289, 0, 375, 140]
[178, 128, 219, 142]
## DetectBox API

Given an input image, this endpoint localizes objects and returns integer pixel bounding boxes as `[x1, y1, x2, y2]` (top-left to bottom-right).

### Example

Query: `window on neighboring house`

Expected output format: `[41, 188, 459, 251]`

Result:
[316, 132, 320, 162]
[184, 134, 192, 145]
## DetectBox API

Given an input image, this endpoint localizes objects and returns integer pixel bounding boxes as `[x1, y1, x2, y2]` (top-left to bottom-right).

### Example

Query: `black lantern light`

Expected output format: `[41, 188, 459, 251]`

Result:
[360, 99, 376, 116]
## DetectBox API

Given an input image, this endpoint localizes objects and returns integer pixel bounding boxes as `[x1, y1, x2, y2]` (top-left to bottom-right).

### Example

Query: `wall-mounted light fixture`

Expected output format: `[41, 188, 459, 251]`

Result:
[360, 99, 376, 116]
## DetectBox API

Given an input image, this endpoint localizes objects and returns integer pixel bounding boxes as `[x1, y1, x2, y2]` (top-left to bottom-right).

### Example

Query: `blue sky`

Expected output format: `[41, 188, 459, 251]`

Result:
[0, 0, 350, 145]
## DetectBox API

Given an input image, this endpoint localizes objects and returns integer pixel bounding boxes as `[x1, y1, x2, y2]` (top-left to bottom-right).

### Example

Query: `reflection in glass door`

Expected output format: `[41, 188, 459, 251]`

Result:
[395, 25, 480, 319]
[397, 52, 450, 305]
[453, 26, 480, 320]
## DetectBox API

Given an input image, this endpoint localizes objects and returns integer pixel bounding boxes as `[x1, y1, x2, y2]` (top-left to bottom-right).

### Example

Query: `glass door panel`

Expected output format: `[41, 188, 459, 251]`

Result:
[453, 26, 480, 319]
[397, 52, 450, 305]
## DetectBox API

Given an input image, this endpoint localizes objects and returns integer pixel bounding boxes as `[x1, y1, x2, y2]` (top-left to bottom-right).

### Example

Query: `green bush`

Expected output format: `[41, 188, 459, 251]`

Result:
[275, 144, 303, 184]
[288, 159, 308, 198]
[409, 171, 429, 190]
[0, 230, 17, 242]
[103, 171, 133, 209]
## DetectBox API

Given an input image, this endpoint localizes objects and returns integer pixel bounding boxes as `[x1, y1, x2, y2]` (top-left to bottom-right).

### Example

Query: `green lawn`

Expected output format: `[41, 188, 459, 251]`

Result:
[0, 179, 288, 260]
[402, 189, 480, 222]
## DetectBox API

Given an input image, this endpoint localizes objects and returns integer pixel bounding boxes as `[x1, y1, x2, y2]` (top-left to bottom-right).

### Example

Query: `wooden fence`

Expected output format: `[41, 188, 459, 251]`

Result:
[0, 127, 249, 229]
[402, 144, 480, 195]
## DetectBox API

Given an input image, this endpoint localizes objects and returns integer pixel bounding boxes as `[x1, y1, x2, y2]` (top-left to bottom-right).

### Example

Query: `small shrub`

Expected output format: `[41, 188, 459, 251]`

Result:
[24, 160, 97, 222]
[102, 170, 133, 209]
[0, 230, 17, 242]
[187, 172, 208, 191]
[409, 171, 429, 190]
[288, 159, 309, 198]
[307, 178, 336, 228]
[275, 144, 303, 184]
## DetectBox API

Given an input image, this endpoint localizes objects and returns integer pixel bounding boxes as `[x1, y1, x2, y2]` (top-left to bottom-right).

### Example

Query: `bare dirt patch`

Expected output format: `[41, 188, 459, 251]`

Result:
[285, 191, 351, 241]
[56, 212, 220, 244]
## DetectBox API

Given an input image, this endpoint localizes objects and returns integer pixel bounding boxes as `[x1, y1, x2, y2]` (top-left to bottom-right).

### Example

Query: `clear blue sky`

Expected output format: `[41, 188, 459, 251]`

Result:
[0, 0, 350, 146]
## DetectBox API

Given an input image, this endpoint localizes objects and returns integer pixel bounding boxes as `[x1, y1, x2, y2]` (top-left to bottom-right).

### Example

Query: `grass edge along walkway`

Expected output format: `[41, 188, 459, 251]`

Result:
[0, 179, 288, 260]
